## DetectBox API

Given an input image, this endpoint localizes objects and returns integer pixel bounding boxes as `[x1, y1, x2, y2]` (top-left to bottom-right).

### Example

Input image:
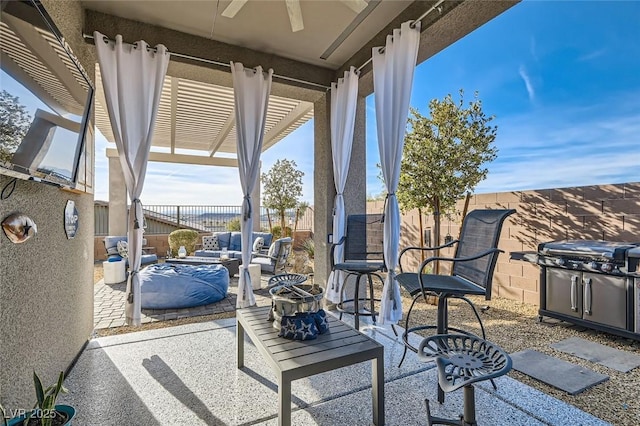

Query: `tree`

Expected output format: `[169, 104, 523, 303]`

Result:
[261, 159, 304, 236]
[293, 200, 309, 234]
[398, 90, 497, 265]
[0, 90, 32, 164]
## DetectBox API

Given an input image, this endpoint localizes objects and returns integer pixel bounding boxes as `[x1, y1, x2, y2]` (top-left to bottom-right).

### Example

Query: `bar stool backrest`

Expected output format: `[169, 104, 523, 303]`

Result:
[344, 214, 385, 265]
[452, 209, 516, 299]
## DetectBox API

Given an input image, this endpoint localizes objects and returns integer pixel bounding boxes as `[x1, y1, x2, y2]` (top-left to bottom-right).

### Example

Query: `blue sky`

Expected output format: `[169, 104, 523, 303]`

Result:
[93, 0, 640, 204]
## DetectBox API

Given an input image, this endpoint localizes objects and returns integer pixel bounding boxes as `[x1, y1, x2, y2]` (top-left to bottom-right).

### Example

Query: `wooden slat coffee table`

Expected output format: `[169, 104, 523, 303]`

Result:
[165, 256, 240, 277]
[237, 305, 384, 426]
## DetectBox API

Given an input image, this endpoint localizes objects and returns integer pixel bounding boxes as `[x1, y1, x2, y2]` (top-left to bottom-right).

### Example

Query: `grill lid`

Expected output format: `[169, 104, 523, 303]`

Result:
[539, 240, 639, 261]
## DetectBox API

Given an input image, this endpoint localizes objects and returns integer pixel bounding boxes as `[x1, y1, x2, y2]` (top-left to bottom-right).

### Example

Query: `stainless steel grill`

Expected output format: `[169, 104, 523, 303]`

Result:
[524, 240, 640, 340]
[537, 240, 638, 276]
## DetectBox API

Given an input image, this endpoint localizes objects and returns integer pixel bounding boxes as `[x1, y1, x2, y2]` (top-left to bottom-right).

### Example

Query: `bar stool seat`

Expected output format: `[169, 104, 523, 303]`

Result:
[418, 334, 512, 426]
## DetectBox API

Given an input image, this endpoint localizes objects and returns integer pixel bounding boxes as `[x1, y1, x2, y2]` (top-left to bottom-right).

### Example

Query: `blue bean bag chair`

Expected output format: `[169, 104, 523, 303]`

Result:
[139, 263, 229, 309]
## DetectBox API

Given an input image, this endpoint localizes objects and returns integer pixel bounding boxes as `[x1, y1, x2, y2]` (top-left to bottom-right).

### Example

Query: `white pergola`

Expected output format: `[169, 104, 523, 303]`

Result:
[94, 67, 314, 159]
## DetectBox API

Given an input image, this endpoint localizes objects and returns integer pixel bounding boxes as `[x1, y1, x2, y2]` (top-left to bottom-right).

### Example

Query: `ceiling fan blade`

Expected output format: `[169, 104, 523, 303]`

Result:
[285, 0, 304, 32]
[221, 0, 249, 18]
[339, 0, 369, 14]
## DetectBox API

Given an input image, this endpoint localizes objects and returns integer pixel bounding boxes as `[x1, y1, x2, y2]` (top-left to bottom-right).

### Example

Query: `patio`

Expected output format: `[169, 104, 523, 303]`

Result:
[3, 1, 638, 423]
[85, 272, 617, 425]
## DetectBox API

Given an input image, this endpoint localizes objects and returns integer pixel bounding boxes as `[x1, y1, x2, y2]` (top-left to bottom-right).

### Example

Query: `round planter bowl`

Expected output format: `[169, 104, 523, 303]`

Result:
[7, 405, 75, 426]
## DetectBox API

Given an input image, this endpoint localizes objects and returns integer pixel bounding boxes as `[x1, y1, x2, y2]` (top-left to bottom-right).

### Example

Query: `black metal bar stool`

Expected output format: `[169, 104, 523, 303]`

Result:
[330, 214, 385, 330]
[417, 334, 512, 426]
[396, 209, 516, 403]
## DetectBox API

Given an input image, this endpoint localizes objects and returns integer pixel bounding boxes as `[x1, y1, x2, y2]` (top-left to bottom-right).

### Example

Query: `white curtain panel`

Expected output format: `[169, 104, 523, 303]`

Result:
[231, 62, 273, 308]
[325, 66, 359, 303]
[94, 32, 169, 326]
[373, 21, 421, 323]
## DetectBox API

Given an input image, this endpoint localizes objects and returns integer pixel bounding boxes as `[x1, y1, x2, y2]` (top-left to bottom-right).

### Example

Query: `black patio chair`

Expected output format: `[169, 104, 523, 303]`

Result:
[330, 214, 386, 330]
[395, 208, 515, 400]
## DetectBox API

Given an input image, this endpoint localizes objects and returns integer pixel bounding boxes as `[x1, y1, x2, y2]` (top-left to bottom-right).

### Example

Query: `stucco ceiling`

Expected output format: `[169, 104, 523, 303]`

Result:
[81, 0, 414, 69]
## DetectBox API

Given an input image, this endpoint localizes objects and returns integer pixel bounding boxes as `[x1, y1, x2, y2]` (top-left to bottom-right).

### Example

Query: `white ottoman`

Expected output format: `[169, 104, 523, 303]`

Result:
[248, 263, 262, 290]
[103, 260, 126, 284]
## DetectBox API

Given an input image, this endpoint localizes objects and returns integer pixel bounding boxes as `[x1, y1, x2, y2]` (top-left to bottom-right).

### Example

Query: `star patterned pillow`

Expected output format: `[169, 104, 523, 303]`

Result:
[279, 313, 319, 341]
[313, 309, 329, 334]
[117, 240, 128, 258]
[252, 236, 265, 253]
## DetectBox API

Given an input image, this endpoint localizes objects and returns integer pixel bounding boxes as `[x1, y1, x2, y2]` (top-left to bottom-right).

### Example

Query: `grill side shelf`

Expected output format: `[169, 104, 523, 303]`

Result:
[509, 251, 538, 264]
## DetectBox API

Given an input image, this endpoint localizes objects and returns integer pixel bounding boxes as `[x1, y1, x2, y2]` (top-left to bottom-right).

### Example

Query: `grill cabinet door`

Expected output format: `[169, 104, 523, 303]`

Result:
[546, 268, 582, 319]
[582, 272, 627, 330]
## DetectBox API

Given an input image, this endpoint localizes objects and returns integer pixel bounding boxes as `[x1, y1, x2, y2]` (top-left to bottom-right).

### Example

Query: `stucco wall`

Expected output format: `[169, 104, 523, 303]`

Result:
[370, 182, 640, 306]
[0, 0, 95, 410]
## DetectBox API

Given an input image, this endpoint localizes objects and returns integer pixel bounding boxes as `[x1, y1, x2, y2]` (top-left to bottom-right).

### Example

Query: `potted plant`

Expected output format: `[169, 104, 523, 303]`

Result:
[4, 371, 75, 426]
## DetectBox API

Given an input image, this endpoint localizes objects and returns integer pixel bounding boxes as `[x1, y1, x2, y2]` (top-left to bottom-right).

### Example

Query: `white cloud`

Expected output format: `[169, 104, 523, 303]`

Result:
[476, 93, 640, 193]
[518, 65, 535, 102]
[578, 49, 606, 62]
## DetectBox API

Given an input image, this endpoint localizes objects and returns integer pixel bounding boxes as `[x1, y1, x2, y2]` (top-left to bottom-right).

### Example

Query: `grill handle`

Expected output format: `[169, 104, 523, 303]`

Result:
[584, 277, 592, 315]
[570, 275, 579, 312]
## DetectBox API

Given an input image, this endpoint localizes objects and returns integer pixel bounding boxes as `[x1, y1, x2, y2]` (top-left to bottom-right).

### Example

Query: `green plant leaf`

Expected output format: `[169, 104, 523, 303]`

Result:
[0, 403, 7, 426]
[33, 371, 45, 407]
[55, 371, 66, 396]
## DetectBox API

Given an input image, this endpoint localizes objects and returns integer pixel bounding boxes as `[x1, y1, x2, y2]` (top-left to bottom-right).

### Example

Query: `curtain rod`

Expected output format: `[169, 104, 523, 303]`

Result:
[82, 33, 331, 90]
[355, 0, 446, 73]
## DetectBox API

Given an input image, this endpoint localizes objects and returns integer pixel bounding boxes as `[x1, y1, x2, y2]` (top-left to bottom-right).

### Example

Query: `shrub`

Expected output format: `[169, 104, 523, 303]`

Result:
[226, 218, 241, 231]
[168, 229, 199, 257]
[301, 238, 315, 259]
[271, 225, 292, 239]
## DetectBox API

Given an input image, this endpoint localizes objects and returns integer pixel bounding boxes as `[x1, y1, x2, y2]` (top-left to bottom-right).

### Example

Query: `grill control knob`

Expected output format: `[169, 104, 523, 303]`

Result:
[555, 258, 565, 266]
[601, 263, 613, 273]
[588, 261, 599, 270]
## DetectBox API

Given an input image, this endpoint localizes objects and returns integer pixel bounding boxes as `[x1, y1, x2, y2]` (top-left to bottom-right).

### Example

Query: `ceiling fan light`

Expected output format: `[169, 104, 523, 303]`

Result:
[340, 0, 369, 14]
[221, 0, 248, 18]
[285, 0, 304, 32]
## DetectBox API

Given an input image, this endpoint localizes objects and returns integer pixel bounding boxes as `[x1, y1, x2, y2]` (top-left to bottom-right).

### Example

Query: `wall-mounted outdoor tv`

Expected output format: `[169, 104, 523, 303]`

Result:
[0, 0, 94, 189]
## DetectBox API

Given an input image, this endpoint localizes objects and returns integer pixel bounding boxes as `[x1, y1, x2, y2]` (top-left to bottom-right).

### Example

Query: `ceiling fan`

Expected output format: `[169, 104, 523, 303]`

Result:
[221, 0, 369, 32]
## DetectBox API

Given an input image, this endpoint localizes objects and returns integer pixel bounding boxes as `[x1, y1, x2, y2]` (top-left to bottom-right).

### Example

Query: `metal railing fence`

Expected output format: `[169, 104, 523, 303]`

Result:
[95, 203, 313, 236]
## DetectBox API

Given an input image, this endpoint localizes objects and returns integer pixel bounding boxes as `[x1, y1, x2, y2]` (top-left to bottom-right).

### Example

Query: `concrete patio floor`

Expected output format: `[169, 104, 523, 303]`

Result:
[68, 279, 609, 425]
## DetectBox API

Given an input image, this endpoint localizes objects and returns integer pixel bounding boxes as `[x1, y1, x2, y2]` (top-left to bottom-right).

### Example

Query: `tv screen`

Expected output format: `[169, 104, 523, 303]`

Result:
[0, 0, 93, 188]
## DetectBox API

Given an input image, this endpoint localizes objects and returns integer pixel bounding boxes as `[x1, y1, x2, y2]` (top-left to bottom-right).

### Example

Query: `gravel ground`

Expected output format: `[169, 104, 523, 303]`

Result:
[93, 263, 639, 424]
[405, 294, 640, 426]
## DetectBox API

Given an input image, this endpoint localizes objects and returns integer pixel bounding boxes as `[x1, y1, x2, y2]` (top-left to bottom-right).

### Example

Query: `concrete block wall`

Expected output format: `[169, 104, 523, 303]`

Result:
[368, 182, 640, 306]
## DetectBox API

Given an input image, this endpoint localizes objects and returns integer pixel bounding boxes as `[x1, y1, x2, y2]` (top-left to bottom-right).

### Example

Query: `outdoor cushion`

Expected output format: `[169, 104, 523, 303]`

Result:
[104, 236, 157, 265]
[268, 237, 292, 258]
[215, 232, 231, 249]
[117, 240, 128, 258]
[252, 256, 274, 273]
[229, 232, 242, 251]
[252, 232, 273, 249]
[203, 235, 219, 250]
[253, 236, 265, 252]
[139, 263, 229, 309]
